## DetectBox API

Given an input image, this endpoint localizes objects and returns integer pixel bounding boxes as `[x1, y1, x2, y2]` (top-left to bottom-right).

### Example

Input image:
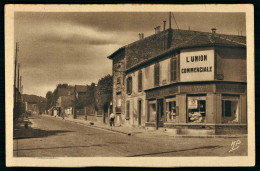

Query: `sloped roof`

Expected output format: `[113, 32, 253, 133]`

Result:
[108, 28, 246, 71]
[125, 31, 246, 73]
[75, 85, 87, 93]
[57, 86, 74, 96]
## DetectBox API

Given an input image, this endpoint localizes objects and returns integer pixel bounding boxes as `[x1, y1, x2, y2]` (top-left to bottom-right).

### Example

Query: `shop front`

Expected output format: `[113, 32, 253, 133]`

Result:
[145, 82, 247, 135]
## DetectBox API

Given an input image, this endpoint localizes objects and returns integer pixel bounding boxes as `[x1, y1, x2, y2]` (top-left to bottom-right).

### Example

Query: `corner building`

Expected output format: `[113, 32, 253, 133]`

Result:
[108, 28, 247, 135]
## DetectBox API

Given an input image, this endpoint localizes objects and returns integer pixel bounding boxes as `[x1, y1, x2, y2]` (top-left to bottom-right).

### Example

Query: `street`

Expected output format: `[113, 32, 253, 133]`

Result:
[13, 115, 248, 157]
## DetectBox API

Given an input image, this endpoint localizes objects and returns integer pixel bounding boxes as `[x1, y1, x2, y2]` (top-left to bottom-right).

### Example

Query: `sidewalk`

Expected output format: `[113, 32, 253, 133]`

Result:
[43, 114, 147, 136]
[42, 114, 247, 138]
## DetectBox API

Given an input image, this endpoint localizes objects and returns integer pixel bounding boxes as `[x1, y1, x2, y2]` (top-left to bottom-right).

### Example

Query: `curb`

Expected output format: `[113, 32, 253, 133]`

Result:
[41, 115, 248, 138]
[43, 115, 132, 136]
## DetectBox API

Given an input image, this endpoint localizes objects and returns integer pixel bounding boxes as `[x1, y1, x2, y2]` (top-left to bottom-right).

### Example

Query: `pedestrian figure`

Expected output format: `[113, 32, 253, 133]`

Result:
[109, 113, 115, 127]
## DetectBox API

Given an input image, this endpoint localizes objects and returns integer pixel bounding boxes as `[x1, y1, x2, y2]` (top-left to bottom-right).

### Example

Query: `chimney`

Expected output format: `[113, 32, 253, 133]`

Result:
[163, 20, 166, 31]
[154, 26, 161, 34]
[211, 28, 217, 34]
[139, 33, 144, 40]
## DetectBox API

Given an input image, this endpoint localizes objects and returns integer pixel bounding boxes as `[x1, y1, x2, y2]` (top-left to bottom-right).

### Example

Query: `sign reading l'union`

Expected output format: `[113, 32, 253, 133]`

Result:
[180, 49, 214, 82]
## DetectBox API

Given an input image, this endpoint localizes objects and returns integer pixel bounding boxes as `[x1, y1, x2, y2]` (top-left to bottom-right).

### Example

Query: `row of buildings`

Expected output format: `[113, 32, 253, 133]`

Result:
[48, 85, 89, 117]
[108, 24, 247, 135]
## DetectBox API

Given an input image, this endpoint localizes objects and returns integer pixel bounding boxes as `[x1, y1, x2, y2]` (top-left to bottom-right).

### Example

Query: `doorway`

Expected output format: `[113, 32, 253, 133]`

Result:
[222, 100, 239, 123]
[156, 99, 164, 129]
[138, 100, 142, 125]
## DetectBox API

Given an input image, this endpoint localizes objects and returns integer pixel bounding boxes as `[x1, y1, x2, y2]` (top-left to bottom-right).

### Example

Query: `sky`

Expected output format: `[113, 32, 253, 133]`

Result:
[14, 12, 246, 97]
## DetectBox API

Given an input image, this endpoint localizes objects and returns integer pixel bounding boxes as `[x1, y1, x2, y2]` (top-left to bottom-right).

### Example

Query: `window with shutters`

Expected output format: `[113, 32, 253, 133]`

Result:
[127, 77, 132, 95]
[138, 70, 142, 92]
[170, 58, 177, 82]
[126, 101, 130, 119]
[154, 63, 160, 86]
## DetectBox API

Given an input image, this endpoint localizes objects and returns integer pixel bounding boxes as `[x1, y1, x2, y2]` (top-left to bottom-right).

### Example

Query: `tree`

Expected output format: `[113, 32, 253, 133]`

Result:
[45, 83, 69, 110]
[85, 83, 97, 114]
[45, 91, 53, 110]
[96, 75, 113, 115]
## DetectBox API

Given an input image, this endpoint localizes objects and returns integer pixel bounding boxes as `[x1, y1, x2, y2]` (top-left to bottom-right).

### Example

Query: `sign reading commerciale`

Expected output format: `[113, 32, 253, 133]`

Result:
[180, 49, 214, 82]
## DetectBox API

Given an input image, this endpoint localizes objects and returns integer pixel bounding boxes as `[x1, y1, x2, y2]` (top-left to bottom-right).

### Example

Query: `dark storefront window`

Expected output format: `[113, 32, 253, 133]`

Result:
[222, 95, 239, 124]
[127, 77, 132, 95]
[138, 70, 142, 92]
[187, 96, 206, 123]
[126, 101, 130, 119]
[148, 101, 156, 122]
[170, 58, 177, 82]
[154, 63, 160, 87]
[166, 98, 178, 122]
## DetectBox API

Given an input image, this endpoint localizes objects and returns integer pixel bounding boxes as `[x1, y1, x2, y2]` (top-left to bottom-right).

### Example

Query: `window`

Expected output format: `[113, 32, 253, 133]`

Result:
[116, 93, 122, 113]
[187, 96, 206, 123]
[222, 95, 239, 124]
[166, 98, 178, 122]
[117, 77, 121, 84]
[148, 101, 156, 122]
[127, 77, 132, 94]
[138, 70, 142, 92]
[154, 63, 160, 86]
[170, 58, 177, 82]
[126, 101, 130, 119]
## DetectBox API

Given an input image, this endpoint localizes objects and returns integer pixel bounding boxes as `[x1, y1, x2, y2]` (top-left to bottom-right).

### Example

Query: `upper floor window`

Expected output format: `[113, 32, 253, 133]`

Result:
[117, 77, 121, 84]
[154, 63, 160, 86]
[127, 76, 132, 95]
[170, 58, 177, 82]
[138, 70, 142, 92]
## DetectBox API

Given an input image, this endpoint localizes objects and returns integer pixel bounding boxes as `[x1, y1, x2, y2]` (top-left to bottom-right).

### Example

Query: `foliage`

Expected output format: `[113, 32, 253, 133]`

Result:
[85, 83, 97, 110]
[96, 74, 113, 111]
[45, 91, 53, 110]
[45, 83, 69, 109]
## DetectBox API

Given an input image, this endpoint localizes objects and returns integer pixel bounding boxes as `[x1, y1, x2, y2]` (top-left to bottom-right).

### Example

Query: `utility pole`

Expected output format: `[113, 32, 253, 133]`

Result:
[14, 42, 19, 119]
[17, 64, 20, 92]
[169, 12, 172, 29]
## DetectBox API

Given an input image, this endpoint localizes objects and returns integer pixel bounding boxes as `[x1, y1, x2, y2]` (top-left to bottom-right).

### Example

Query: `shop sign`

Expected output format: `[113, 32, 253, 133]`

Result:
[180, 84, 213, 93]
[180, 49, 214, 82]
[188, 98, 198, 109]
[216, 83, 246, 93]
[146, 86, 178, 99]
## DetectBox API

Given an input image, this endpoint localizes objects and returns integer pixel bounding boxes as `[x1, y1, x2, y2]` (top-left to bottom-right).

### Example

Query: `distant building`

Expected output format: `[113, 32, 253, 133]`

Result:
[22, 94, 46, 115]
[108, 28, 247, 135]
[56, 85, 75, 117]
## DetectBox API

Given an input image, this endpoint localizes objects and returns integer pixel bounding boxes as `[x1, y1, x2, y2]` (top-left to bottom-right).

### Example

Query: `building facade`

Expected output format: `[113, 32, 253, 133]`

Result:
[108, 28, 247, 134]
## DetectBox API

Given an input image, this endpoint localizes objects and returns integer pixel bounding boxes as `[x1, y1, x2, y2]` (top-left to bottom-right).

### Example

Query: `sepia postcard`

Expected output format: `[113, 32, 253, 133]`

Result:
[5, 4, 255, 167]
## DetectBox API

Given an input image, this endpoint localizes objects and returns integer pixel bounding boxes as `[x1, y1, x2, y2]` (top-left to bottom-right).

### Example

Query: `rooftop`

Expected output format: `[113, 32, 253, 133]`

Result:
[108, 28, 246, 70]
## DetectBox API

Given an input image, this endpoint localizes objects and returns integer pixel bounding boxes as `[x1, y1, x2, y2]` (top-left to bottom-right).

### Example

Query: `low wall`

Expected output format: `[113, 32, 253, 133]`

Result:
[86, 114, 97, 122]
[96, 115, 103, 123]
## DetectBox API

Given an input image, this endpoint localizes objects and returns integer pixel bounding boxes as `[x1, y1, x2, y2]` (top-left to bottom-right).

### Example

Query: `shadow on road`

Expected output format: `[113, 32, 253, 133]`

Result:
[14, 126, 73, 139]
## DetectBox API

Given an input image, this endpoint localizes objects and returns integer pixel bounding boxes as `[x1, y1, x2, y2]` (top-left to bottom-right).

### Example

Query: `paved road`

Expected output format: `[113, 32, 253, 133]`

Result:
[13, 115, 248, 157]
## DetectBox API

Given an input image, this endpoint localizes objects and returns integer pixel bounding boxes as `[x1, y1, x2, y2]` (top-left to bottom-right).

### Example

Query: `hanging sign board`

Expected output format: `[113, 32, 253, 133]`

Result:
[188, 98, 198, 109]
[180, 48, 214, 82]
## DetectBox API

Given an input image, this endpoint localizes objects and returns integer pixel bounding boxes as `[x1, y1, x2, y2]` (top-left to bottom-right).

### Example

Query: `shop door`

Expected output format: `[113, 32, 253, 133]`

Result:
[138, 100, 142, 125]
[156, 99, 164, 129]
[222, 100, 239, 123]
